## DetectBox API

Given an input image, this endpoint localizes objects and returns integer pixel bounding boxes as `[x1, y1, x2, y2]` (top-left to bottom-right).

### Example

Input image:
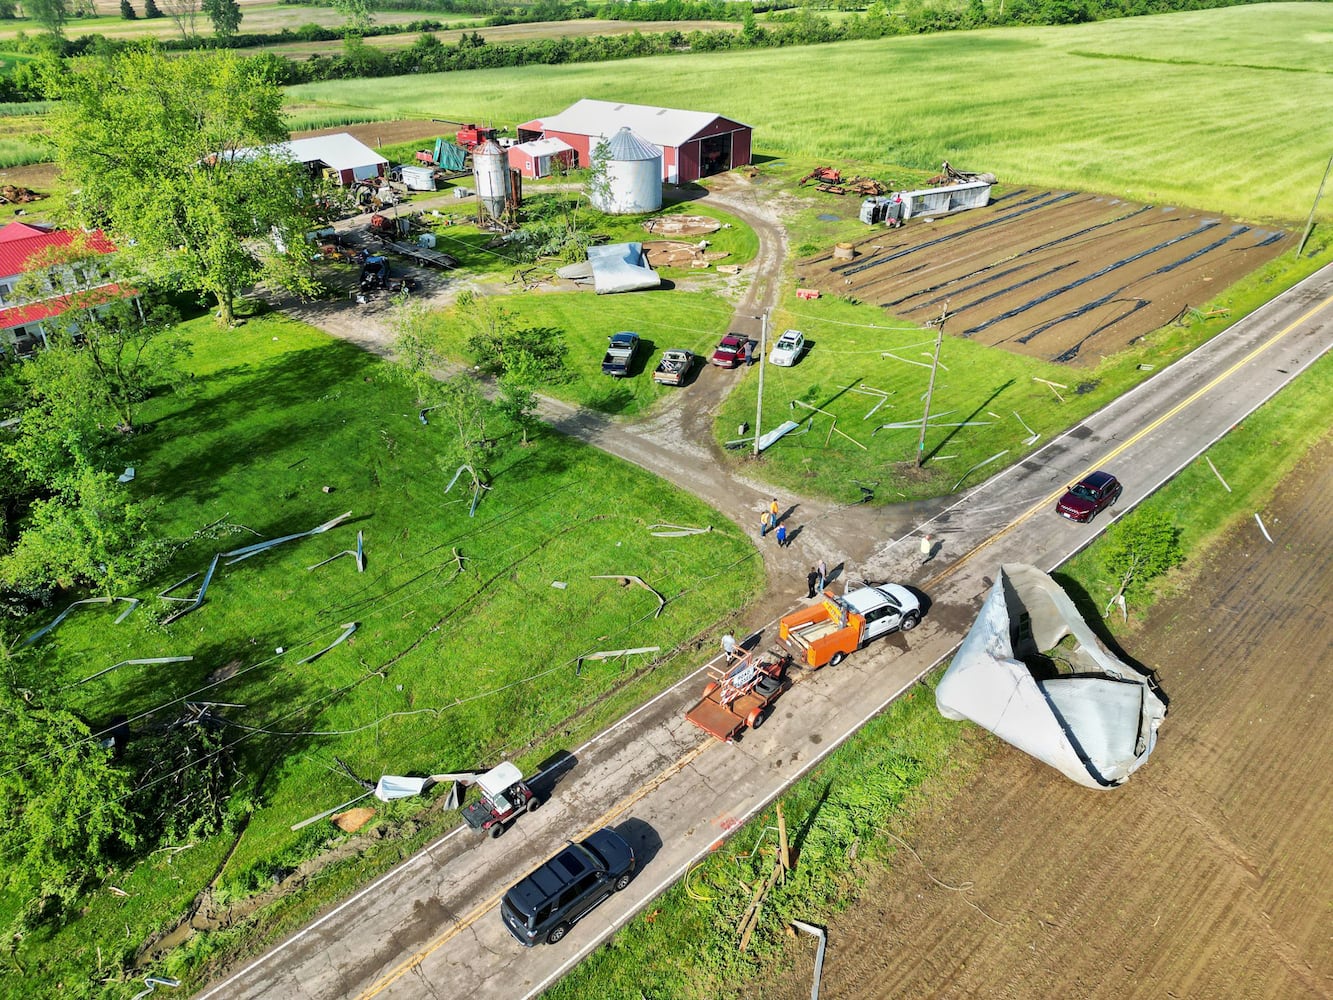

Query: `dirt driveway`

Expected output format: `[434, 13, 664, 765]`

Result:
[750, 433, 1333, 999]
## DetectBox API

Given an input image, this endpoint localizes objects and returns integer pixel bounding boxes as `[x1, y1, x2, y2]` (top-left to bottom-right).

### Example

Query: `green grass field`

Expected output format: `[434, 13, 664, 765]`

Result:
[546, 345, 1333, 1000]
[2, 311, 763, 995]
[288, 3, 1333, 222]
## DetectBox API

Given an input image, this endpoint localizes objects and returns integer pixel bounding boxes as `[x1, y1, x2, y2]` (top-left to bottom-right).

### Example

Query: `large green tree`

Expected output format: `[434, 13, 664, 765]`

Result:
[22, 0, 68, 37]
[201, 0, 240, 37]
[45, 48, 322, 326]
[0, 688, 138, 927]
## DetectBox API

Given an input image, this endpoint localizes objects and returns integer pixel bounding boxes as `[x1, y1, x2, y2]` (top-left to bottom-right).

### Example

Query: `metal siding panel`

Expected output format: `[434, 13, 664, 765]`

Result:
[678, 142, 700, 183]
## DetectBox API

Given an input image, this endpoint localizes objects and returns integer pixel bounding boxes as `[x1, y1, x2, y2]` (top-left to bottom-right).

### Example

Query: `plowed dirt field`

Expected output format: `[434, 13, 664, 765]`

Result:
[796, 190, 1292, 365]
[750, 433, 1333, 1000]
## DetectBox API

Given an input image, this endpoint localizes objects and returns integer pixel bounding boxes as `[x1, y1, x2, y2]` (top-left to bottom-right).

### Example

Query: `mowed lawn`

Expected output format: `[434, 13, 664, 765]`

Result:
[287, 3, 1333, 221]
[5, 313, 762, 992]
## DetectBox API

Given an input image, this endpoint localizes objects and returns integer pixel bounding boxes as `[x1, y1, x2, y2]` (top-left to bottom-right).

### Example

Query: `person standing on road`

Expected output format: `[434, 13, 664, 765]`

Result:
[920, 533, 935, 564]
[760, 512, 770, 537]
[776, 523, 788, 548]
[816, 558, 828, 593]
[769, 498, 780, 525]
[807, 568, 819, 599]
[721, 631, 739, 661]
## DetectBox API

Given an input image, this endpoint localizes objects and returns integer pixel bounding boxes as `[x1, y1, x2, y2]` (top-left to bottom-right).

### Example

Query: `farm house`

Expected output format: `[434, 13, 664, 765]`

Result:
[516, 99, 752, 184]
[0, 221, 134, 360]
[508, 137, 576, 179]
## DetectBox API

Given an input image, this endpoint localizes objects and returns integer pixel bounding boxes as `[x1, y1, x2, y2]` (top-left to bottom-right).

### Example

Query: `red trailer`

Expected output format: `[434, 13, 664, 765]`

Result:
[685, 650, 791, 742]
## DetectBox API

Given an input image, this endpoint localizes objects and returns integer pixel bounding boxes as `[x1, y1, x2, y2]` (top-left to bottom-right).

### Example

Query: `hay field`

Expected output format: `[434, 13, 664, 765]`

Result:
[287, 3, 1333, 221]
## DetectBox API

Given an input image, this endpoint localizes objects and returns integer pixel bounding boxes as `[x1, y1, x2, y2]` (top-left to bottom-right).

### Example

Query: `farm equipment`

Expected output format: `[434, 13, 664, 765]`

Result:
[798, 166, 842, 187]
[433, 119, 501, 151]
[356, 254, 418, 299]
[414, 138, 471, 173]
[778, 584, 921, 669]
[461, 761, 539, 839]
[684, 650, 792, 742]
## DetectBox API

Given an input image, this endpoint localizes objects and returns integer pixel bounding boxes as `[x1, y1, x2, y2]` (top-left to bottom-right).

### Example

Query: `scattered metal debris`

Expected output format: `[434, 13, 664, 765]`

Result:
[161, 554, 221, 625]
[75, 655, 193, 687]
[1014, 411, 1040, 446]
[308, 530, 366, 573]
[290, 790, 374, 831]
[222, 511, 353, 565]
[551, 580, 568, 589]
[590, 574, 666, 617]
[1254, 513, 1274, 543]
[648, 523, 712, 537]
[851, 384, 893, 419]
[575, 646, 660, 674]
[117, 466, 136, 483]
[881, 350, 932, 369]
[129, 977, 181, 1000]
[1033, 376, 1067, 402]
[298, 622, 358, 664]
[952, 449, 1010, 491]
[1205, 456, 1232, 492]
[445, 464, 490, 517]
[20, 595, 140, 647]
[791, 920, 828, 1000]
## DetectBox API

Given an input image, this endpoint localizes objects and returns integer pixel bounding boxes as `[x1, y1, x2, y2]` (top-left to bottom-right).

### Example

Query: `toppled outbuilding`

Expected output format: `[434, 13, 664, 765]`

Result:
[935, 563, 1166, 789]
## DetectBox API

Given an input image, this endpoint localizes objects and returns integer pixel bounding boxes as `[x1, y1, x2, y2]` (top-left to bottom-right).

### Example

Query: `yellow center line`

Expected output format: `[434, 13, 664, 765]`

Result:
[356, 738, 713, 999]
[927, 292, 1333, 589]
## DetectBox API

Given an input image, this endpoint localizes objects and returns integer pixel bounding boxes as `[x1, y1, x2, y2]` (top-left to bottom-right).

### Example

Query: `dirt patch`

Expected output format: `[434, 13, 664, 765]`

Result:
[642, 240, 730, 268]
[796, 189, 1291, 365]
[750, 432, 1333, 999]
[643, 214, 723, 236]
[0, 163, 58, 196]
[294, 119, 445, 151]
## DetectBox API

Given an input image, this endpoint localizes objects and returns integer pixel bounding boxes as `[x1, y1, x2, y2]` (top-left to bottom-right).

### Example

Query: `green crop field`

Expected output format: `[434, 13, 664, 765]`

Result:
[288, 3, 1333, 222]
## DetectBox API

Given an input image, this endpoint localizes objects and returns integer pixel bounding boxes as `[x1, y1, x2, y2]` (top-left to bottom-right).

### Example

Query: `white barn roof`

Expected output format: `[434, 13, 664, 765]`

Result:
[282, 133, 387, 172]
[537, 99, 746, 149]
[513, 136, 574, 157]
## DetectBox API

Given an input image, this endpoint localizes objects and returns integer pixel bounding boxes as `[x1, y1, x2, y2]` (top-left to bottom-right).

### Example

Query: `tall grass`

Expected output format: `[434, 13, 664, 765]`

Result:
[288, 4, 1333, 221]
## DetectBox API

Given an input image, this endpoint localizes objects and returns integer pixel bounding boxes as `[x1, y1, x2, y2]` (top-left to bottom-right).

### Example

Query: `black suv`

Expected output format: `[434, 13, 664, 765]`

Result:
[500, 828, 636, 946]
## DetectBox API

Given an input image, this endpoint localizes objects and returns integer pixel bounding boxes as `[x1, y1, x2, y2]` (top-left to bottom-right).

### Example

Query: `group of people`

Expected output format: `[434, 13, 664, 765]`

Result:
[758, 497, 791, 547]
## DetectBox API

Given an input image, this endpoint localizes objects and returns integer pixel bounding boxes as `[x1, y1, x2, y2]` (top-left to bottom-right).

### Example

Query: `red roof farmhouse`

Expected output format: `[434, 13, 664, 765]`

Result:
[516, 99, 752, 184]
[0, 221, 133, 359]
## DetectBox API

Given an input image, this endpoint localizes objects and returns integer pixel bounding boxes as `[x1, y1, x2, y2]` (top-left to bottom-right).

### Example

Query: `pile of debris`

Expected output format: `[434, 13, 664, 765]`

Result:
[642, 214, 722, 237]
[641, 240, 730, 268]
[927, 160, 998, 187]
[798, 167, 888, 196]
[0, 184, 42, 204]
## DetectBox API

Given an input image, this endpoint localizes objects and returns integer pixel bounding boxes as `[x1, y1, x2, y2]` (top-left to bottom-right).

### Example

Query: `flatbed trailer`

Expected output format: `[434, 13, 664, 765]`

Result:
[382, 239, 459, 269]
[684, 651, 791, 742]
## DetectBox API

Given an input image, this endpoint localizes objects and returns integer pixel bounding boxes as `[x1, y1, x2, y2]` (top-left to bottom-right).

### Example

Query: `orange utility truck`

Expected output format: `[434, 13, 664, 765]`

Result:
[779, 584, 921, 669]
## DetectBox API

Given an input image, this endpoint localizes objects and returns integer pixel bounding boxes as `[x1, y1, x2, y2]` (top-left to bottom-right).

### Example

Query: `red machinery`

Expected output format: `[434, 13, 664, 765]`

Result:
[433, 118, 499, 151]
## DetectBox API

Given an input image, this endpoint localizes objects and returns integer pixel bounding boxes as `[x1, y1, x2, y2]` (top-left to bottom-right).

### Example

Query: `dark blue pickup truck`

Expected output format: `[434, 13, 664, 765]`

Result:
[601, 331, 639, 377]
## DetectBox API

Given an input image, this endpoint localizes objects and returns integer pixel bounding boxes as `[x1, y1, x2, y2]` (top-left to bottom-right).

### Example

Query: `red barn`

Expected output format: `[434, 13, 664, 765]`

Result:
[516, 99, 752, 184]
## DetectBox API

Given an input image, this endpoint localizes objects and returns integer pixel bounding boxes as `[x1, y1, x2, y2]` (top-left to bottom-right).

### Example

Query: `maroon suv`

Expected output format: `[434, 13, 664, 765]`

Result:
[1055, 471, 1123, 523]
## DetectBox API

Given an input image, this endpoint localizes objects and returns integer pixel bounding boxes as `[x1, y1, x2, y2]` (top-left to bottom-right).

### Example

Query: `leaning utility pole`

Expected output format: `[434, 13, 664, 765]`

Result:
[1295, 154, 1332, 258]
[753, 311, 768, 456]
[916, 302, 947, 468]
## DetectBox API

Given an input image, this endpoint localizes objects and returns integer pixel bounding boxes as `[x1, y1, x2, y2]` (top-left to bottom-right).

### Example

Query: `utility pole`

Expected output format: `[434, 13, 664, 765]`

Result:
[1295, 153, 1332, 258]
[916, 302, 947, 468]
[753, 311, 768, 456]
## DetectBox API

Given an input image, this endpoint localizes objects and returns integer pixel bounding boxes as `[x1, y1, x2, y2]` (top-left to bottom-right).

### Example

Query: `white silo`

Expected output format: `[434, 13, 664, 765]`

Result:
[472, 139, 509, 223]
[590, 127, 662, 215]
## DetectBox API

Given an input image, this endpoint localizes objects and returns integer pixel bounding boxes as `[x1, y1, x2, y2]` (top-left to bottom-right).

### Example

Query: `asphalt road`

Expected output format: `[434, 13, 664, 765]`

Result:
[199, 248, 1333, 999]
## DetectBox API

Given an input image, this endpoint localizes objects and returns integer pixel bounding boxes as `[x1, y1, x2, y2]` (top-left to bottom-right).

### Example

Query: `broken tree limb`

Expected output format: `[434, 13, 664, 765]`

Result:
[299, 622, 358, 664]
[590, 575, 666, 617]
